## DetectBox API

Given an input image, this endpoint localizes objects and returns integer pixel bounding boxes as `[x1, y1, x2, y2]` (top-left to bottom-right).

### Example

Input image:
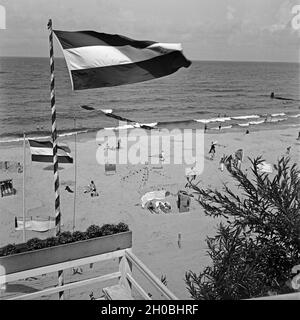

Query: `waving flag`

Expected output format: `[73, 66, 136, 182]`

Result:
[53, 30, 191, 90]
[28, 140, 73, 164]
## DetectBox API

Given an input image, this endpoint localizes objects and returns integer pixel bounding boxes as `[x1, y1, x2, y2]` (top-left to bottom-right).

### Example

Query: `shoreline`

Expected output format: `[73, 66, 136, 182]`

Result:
[0, 118, 299, 148]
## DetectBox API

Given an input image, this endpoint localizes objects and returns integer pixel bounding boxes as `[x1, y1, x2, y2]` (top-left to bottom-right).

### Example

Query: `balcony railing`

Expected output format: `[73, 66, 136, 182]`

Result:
[0, 248, 178, 300]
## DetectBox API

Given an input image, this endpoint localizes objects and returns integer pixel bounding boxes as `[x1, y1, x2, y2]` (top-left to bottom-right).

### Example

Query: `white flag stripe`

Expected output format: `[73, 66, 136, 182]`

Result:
[30, 146, 71, 157]
[147, 43, 183, 51]
[63, 43, 183, 71]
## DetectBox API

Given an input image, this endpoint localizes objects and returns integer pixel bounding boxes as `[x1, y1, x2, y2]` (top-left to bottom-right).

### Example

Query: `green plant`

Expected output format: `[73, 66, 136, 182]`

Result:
[86, 225, 103, 238]
[26, 238, 45, 251]
[0, 244, 18, 256]
[72, 231, 88, 242]
[58, 231, 74, 244]
[100, 224, 115, 236]
[115, 222, 129, 233]
[44, 237, 58, 248]
[0, 223, 130, 257]
[185, 156, 300, 300]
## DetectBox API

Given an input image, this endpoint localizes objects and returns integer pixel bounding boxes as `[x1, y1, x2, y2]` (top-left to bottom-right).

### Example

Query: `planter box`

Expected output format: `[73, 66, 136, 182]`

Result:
[0, 231, 132, 276]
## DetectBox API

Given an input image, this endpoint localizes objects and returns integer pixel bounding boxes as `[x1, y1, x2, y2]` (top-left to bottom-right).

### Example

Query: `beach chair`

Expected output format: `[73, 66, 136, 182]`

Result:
[0, 179, 16, 197]
[177, 191, 191, 213]
[159, 201, 172, 214]
[105, 163, 116, 175]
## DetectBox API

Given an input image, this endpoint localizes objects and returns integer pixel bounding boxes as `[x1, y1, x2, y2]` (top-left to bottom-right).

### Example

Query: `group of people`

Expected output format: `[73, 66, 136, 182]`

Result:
[204, 124, 222, 132]
[147, 200, 172, 214]
[208, 141, 243, 172]
[84, 180, 99, 197]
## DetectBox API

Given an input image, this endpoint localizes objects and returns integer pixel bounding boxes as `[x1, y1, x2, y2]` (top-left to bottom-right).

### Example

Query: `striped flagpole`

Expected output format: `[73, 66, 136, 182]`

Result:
[47, 18, 64, 300]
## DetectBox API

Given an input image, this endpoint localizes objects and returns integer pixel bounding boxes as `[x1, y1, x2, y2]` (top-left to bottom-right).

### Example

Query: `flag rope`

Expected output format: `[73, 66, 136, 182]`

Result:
[48, 18, 64, 300]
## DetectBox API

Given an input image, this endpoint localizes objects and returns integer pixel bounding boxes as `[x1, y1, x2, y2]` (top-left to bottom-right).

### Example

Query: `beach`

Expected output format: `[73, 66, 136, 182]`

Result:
[0, 125, 299, 299]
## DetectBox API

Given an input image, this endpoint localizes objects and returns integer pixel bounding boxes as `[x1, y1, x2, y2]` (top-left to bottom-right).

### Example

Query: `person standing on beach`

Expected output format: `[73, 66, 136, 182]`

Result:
[89, 180, 99, 197]
[209, 142, 216, 160]
[204, 124, 208, 133]
[219, 154, 226, 172]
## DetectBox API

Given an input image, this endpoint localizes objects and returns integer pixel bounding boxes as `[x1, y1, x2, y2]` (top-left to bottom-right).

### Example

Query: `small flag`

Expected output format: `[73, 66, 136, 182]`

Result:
[53, 30, 191, 90]
[28, 140, 73, 163]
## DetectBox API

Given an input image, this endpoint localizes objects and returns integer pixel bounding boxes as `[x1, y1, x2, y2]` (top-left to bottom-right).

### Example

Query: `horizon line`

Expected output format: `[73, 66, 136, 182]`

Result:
[0, 56, 299, 64]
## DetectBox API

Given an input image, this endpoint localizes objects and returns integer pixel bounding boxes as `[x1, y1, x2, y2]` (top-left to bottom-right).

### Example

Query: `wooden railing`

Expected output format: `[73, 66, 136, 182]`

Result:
[0, 248, 178, 300]
[249, 292, 300, 300]
[125, 250, 178, 300]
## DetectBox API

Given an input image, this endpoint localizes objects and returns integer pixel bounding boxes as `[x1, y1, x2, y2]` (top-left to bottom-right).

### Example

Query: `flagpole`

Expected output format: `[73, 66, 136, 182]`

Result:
[47, 18, 64, 300]
[22, 132, 26, 242]
[73, 115, 77, 232]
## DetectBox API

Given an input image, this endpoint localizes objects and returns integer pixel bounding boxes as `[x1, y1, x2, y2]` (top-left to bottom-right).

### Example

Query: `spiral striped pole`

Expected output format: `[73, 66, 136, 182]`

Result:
[47, 19, 64, 300]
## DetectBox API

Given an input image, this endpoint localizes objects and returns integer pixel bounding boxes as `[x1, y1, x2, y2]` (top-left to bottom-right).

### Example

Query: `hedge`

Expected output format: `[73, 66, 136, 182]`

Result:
[0, 222, 129, 257]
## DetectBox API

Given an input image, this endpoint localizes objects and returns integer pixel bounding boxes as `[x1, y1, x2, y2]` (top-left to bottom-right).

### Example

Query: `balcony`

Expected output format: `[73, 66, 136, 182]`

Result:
[0, 231, 178, 300]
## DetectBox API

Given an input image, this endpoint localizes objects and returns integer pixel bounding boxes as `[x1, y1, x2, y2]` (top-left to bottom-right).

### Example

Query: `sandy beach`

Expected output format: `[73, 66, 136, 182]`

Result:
[0, 125, 299, 299]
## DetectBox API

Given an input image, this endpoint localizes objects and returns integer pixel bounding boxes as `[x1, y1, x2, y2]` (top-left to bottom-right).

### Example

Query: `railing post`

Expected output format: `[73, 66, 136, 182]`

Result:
[119, 249, 133, 294]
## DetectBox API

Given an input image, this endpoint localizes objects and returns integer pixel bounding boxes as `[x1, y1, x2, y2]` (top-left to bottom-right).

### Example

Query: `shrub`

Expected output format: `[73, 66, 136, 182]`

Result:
[185, 156, 300, 300]
[100, 224, 115, 236]
[0, 223, 130, 257]
[86, 225, 103, 238]
[44, 237, 58, 248]
[0, 244, 18, 256]
[58, 231, 73, 244]
[26, 238, 45, 251]
[72, 231, 88, 242]
[116, 222, 129, 233]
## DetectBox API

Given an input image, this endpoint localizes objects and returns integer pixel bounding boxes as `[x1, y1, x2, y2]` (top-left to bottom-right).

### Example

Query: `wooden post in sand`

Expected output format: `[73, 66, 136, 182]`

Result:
[22, 132, 26, 242]
[177, 233, 182, 248]
[73, 115, 77, 232]
[47, 18, 64, 300]
[23, 132, 26, 243]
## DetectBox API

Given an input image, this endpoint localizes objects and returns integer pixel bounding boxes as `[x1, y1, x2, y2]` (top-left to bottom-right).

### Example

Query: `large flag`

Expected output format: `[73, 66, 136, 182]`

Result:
[53, 30, 191, 90]
[28, 140, 73, 164]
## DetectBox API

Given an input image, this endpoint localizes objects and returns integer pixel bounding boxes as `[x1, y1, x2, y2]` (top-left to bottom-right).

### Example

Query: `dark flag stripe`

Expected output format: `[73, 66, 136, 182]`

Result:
[71, 51, 191, 90]
[28, 140, 53, 148]
[29, 139, 71, 153]
[32, 155, 73, 164]
[54, 30, 155, 49]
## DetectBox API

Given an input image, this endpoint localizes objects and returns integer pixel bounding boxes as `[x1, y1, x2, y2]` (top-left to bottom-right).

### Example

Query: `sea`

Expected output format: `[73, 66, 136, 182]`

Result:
[0, 57, 299, 143]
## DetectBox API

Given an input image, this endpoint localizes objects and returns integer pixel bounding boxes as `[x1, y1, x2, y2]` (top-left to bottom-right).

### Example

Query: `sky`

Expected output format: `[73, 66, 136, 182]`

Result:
[0, 0, 299, 62]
